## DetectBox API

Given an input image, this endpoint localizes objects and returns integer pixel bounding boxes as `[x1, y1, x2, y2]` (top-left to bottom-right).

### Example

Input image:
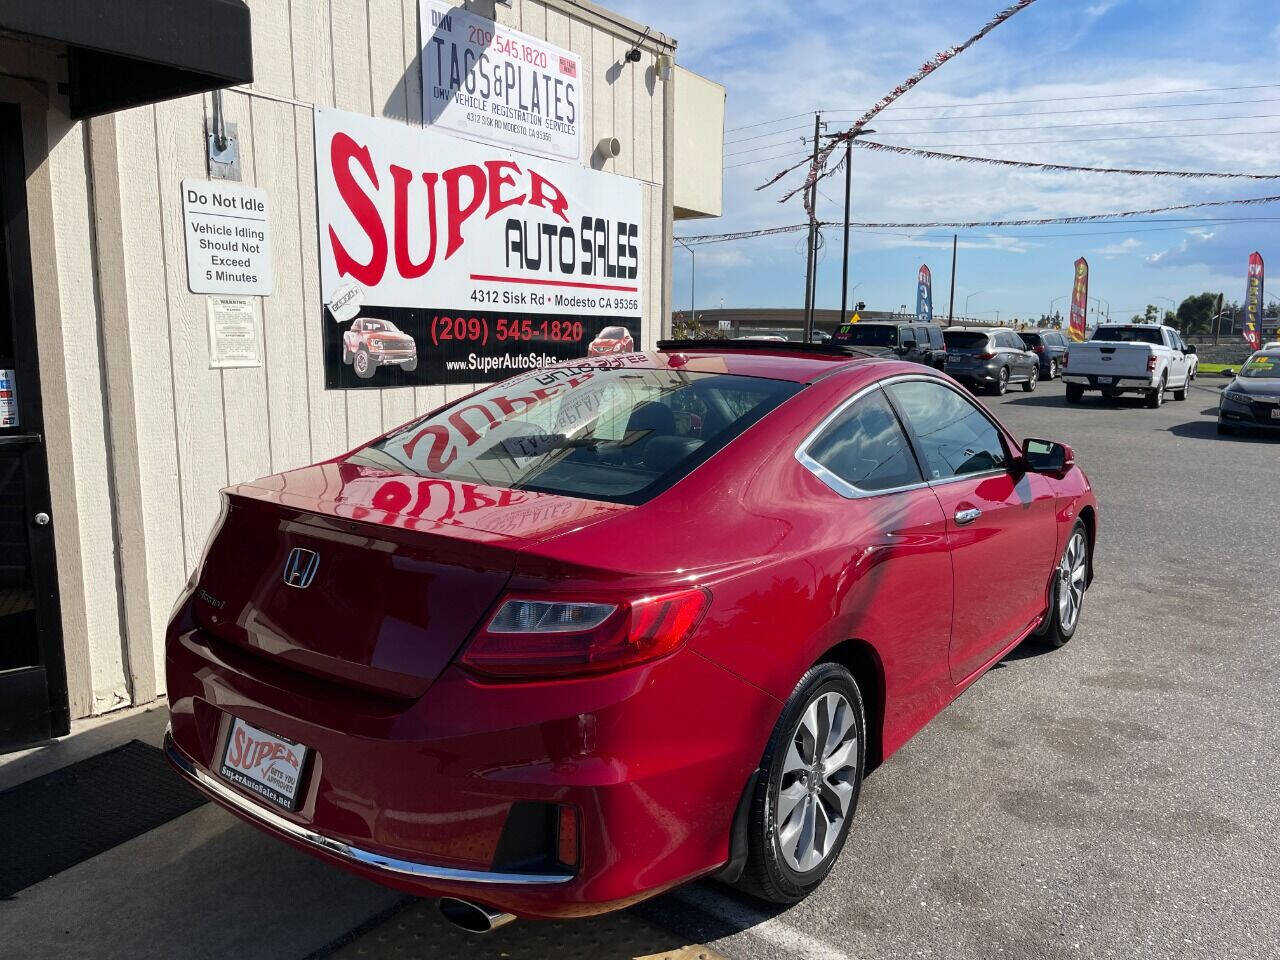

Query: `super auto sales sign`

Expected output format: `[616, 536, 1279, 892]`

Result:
[314, 107, 644, 389]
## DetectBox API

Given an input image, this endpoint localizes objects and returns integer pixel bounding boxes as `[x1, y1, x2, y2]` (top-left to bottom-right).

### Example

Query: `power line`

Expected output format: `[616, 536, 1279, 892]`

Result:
[881, 127, 1280, 148]
[724, 83, 1280, 133]
[727, 110, 1280, 158]
[855, 139, 1280, 180]
[870, 110, 1280, 136]
[726, 147, 809, 171]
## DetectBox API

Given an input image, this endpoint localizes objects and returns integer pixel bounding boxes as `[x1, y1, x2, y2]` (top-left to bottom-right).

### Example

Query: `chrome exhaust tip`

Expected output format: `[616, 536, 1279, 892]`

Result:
[438, 897, 517, 934]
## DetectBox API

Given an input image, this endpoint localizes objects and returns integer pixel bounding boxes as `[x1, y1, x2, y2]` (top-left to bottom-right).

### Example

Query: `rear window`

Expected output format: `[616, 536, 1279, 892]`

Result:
[1092, 326, 1163, 345]
[833, 324, 897, 347]
[1019, 333, 1042, 347]
[350, 363, 800, 504]
[943, 331, 989, 351]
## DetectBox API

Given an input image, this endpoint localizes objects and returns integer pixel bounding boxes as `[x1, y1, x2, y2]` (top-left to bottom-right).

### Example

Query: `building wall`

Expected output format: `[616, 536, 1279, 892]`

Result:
[2, 0, 676, 719]
[672, 65, 724, 219]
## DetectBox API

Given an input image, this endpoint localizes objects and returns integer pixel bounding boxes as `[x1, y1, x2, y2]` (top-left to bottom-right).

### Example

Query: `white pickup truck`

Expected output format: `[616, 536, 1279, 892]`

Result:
[1062, 324, 1196, 408]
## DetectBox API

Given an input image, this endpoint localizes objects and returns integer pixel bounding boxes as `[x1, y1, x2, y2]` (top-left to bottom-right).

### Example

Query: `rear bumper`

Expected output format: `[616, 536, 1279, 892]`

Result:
[945, 362, 1001, 383]
[166, 732, 572, 887]
[163, 615, 773, 918]
[1061, 374, 1156, 391]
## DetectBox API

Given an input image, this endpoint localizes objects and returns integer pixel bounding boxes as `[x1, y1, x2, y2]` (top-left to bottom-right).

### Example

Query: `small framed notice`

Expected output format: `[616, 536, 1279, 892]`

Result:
[206, 295, 262, 368]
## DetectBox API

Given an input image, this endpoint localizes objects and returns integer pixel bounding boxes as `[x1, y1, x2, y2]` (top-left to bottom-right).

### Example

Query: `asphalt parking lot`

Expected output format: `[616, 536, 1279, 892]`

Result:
[6, 376, 1278, 960]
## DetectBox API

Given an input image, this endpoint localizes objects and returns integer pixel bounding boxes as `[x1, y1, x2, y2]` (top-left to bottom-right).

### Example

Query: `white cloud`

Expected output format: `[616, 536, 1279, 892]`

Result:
[1095, 236, 1141, 257]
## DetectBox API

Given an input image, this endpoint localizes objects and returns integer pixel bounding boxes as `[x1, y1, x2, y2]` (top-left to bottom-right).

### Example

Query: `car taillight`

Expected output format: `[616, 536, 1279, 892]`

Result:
[977, 351, 996, 360]
[1146, 355, 1158, 371]
[1034, 344, 1045, 353]
[460, 588, 710, 679]
[1063, 350, 1069, 368]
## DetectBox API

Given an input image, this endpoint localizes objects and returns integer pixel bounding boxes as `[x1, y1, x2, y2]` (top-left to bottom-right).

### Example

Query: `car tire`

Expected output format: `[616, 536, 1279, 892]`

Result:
[353, 348, 376, 379]
[1023, 367, 1038, 392]
[403, 357, 418, 372]
[1065, 384, 1083, 404]
[738, 662, 865, 906]
[1173, 378, 1187, 401]
[1145, 375, 1166, 408]
[1041, 522, 1089, 648]
[991, 367, 1009, 396]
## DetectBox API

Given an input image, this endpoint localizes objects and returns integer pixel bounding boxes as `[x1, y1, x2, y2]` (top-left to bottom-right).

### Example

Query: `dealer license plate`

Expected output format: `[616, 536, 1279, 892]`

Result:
[1271, 409, 1280, 421]
[1098, 376, 1113, 384]
[219, 717, 309, 810]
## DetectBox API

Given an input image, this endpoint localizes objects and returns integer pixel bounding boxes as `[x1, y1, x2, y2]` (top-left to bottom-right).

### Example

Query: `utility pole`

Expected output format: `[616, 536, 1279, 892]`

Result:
[839, 134, 852, 328]
[947, 234, 957, 323]
[802, 112, 824, 342]
[675, 238, 695, 328]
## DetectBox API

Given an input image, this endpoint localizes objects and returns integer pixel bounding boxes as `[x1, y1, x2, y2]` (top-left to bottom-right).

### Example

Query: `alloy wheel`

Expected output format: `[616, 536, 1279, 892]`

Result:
[1058, 530, 1088, 633]
[775, 691, 859, 873]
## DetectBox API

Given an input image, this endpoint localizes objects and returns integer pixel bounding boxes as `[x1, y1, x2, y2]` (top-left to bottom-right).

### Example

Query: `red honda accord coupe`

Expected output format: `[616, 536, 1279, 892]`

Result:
[165, 341, 1096, 928]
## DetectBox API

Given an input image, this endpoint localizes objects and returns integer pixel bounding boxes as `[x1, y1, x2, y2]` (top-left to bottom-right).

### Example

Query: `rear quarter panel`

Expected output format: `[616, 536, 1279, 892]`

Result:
[512, 362, 958, 769]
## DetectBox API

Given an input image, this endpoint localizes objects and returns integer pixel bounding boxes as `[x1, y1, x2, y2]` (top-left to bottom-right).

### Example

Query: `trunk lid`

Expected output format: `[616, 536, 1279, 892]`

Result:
[193, 461, 627, 698]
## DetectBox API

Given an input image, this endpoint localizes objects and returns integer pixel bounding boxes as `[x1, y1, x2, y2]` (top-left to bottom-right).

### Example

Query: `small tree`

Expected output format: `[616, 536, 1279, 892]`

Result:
[1175, 292, 1218, 335]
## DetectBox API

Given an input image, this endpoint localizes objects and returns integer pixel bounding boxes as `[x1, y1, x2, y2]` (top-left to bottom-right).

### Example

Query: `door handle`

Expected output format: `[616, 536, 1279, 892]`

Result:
[954, 507, 981, 525]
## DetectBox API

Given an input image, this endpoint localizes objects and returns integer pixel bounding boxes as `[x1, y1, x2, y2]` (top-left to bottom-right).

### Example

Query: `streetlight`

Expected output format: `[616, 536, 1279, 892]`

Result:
[674, 237, 695, 323]
[1049, 294, 1068, 320]
[964, 291, 985, 318]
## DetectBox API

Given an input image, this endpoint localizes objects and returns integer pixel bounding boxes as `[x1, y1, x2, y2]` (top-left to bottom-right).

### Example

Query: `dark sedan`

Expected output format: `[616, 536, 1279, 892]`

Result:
[1218, 350, 1280, 436]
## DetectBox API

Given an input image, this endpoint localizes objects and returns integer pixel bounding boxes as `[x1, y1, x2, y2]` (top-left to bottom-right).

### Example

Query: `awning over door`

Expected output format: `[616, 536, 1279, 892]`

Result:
[0, 0, 252, 118]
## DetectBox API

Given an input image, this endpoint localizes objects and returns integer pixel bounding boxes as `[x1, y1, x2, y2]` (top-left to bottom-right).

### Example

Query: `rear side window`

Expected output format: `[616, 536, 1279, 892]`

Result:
[887, 380, 1009, 480]
[805, 388, 922, 493]
[354, 364, 800, 504]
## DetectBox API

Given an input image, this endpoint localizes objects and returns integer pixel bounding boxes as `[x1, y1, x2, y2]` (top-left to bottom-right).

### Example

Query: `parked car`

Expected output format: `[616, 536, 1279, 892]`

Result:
[831, 320, 946, 369]
[1018, 330, 1070, 380]
[1218, 349, 1280, 435]
[943, 326, 1039, 394]
[587, 325, 634, 356]
[342, 317, 417, 379]
[164, 342, 1096, 925]
[1060, 323, 1193, 407]
[1262, 340, 1280, 351]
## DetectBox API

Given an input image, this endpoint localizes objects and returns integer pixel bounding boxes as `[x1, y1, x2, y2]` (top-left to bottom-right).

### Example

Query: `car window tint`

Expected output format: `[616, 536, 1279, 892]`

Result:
[354, 367, 800, 505]
[887, 380, 1008, 480]
[806, 388, 922, 492]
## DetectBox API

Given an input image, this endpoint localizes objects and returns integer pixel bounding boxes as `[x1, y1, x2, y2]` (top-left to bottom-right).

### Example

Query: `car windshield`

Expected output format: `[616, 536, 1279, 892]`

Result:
[349, 363, 800, 504]
[1092, 326, 1162, 345]
[599, 327, 627, 339]
[363, 320, 398, 332]
[1240, 354, 1280, 378]
[833, 325, 897, 347]
[943, 331, 989, 351]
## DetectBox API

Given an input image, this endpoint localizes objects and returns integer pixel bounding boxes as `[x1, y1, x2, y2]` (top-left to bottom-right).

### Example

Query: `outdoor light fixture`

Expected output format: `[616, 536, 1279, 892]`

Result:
[625, 27, 651, 64]
[656, 53, 673, 79]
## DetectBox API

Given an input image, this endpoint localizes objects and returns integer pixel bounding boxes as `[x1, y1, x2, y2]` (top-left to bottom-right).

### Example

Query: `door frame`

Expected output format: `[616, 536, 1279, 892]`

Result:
[0, 99, 70, 749]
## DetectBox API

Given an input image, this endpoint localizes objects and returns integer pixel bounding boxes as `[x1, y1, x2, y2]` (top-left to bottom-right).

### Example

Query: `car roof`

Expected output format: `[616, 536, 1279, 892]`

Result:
[541, 346, 879, 383]
[946, 325, 1013, 334]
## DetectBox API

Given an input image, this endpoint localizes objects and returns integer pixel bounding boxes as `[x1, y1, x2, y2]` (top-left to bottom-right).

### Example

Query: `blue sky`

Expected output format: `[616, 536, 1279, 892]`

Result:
[609, 0, 1280, 324]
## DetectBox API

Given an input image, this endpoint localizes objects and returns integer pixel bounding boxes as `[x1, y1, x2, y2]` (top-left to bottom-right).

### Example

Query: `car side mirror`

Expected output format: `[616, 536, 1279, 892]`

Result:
[1021, 438, 1074, 477]
[1221, 368, 1235, 378]
[1185, 344, 1197, 354]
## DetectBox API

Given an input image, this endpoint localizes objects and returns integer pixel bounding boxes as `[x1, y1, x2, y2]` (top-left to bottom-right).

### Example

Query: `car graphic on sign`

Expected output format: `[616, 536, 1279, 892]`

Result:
[587, 325, 634, 357]
[342, 318, 418, 379]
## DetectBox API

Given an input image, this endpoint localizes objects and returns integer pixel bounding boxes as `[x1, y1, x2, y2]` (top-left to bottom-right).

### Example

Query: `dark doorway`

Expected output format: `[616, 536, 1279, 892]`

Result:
[0, 101, 69, 750]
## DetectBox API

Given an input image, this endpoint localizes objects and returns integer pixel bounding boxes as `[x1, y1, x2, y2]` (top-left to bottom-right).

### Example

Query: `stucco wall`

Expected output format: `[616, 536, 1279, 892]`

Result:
[3, 0, 676, 718]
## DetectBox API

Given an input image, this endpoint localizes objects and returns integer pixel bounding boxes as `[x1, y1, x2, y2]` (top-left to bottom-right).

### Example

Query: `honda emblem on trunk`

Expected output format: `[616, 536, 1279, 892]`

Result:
[283, 548, 319, 589]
